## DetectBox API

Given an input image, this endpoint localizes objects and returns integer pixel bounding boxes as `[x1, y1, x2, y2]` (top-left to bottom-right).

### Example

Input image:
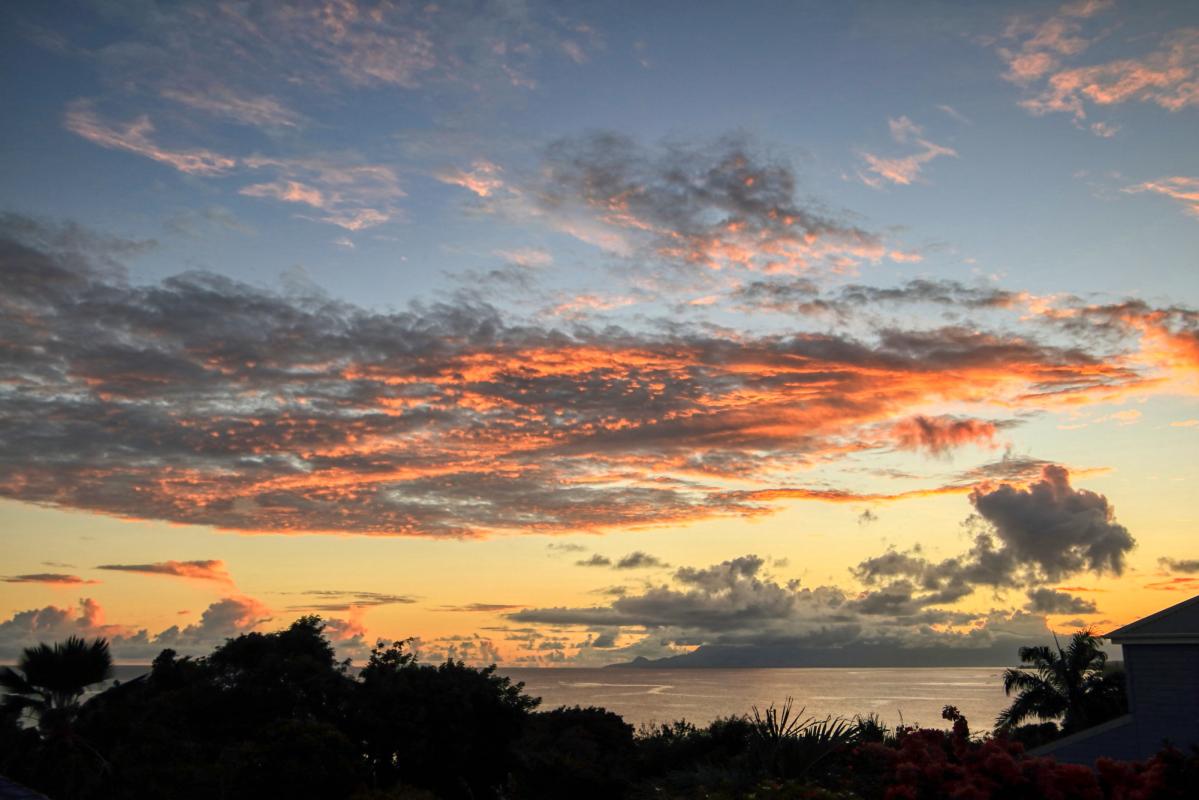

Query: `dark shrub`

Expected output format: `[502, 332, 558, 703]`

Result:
[513, 705, 637, 799]
[350, 639, 537, 800]
[220, 719, 360, 800]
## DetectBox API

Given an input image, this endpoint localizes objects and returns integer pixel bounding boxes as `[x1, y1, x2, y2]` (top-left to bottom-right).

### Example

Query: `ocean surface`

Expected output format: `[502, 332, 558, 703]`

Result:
[91, 665, 1011, 730]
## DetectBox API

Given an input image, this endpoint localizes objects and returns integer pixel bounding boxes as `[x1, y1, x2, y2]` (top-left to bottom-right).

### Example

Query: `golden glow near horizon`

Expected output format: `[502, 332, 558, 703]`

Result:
[1, 0, 1197, 667]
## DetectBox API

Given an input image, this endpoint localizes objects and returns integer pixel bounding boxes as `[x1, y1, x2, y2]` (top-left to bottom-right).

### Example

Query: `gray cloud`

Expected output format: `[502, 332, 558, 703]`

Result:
[1024, 588, 1098, 614]
[0, 596, 278, 661]
[438, 603, 525, 613]
[21, 0, 598, 118]
[576, 554, 613, 567]
[284, 590, 418, 612]
[952, 454, 1056, 484]
[510, 548, 1063, 660]
[732, 278, 1021, 317]
[850, 466, 1134, 615]
[1159, 557, 1199, 574]
[589, 630, 618, 648]
[547, 542, 587, 553]
[970, 464, 1134, 580]
[513, 554, 844, 638]
[534, 132, 888, 274]
[614, 551, 669, 569]
[2, 573, 99, 585]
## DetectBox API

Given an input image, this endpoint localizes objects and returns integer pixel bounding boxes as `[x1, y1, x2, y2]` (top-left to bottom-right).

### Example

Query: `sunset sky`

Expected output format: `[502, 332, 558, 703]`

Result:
[1, 0, 1197, 667]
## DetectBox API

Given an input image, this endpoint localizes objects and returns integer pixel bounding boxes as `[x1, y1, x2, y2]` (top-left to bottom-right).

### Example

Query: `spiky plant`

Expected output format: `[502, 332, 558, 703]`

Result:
[749, 698, 859, 779]
[853, 712, 890, 743]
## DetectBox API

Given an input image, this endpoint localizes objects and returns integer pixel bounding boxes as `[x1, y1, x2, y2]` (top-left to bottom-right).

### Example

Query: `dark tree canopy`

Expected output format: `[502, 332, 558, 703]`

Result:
[0, 621, 1180, 800]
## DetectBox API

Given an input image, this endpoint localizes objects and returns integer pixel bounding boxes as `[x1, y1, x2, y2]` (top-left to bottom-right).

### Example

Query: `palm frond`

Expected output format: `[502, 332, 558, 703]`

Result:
[996, 685, 1067, 729]
[20, 636, 112, 699]
[1002, 667, 1051, 696]
[1016, 644, 1055, 667]
[0, 665, 35, 695]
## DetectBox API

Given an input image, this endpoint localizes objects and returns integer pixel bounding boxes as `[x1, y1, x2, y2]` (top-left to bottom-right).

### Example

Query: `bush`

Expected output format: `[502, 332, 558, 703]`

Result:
[512, 706, 637, 799]
[349, 639, 538, 800]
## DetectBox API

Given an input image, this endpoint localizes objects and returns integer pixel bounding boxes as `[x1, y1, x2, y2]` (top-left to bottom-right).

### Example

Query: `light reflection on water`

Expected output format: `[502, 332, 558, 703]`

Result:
[499, 666, 1011, 730]
[54, 665, 1012, 731]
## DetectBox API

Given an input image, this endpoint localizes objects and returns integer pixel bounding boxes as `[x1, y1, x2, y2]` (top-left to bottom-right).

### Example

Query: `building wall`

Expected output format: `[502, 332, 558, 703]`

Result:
[1126, 642, 1199, 757]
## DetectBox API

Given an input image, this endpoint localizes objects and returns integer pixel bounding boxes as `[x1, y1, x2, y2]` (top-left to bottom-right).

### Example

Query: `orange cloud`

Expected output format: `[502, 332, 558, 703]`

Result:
[436, 160, 505, 197]
[1011, 21, 1199, 121]
[96, 560, 234, 584]
[858, 117, 957, 188]
[890, 416, 1001, 456]
[240, 180, 326, 208]
[1124, 176, 1199, 219]
[1145, 576, 1199, 591]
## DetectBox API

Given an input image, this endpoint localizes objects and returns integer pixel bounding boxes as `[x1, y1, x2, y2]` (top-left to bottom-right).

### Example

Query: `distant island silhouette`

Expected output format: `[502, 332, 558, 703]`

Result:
[609, 640, 1040, 669]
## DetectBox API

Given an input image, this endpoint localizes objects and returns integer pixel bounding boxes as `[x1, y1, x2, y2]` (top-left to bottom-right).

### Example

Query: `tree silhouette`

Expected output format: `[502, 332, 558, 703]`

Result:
[0, 636, 114, 797]
[996, 629, 1126, 734]
[0, 636, 113, 733]
[350, 638, 539, 799]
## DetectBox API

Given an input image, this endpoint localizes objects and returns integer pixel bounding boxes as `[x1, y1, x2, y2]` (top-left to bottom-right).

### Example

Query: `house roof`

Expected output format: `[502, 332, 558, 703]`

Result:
[1106, 593, 1199, 644]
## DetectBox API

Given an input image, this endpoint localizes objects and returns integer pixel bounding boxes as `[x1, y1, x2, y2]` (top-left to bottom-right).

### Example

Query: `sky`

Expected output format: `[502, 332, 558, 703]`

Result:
[1, 0, 1197, 667]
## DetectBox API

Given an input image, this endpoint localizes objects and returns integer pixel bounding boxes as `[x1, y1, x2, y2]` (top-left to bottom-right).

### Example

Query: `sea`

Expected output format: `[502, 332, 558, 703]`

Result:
[89, 665, 1011, 730]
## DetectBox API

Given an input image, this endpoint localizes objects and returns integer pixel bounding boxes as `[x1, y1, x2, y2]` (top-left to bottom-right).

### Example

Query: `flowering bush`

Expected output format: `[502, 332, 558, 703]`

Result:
[834, 719, 1197, 800]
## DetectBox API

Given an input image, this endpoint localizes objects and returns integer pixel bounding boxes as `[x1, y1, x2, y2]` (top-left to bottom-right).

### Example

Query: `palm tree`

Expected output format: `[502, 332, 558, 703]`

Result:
[0, 636, 113, 733]
[995, 629, 1125, 734]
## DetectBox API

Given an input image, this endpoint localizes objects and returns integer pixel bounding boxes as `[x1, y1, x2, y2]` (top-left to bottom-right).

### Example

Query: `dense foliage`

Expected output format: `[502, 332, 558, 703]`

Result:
[0, 620, 1188, 800]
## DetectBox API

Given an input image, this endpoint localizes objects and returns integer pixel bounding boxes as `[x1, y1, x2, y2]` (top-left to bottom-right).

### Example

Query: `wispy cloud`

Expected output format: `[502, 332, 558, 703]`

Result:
[96, 560, 233, 584]
[858, 116, 957, 188]
[435, 160, 505, 197]
[241, 156, 405, 230]
[1124, 176, 1199, 219]
[996, 3, 1199, 128]
[64, 101, 237, 176]
[284, 590, 417, 612]
[3, 573, 99, 585]
[438, 603, 526, 612]
[1159, 557, 1199, 574]
[936, 104, 973, 125]
[160, 85, 304, 129]
[997, 0, 1109, 85]
[63, 101, 402, 230]
[615, 551, 669, 569]
[528, 133, 893, 275]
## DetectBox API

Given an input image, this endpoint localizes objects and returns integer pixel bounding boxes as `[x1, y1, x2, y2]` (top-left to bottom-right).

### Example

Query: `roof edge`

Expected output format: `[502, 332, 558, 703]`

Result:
[1105, 594, 1199, 641]
[1028, 714, 1134, 758]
